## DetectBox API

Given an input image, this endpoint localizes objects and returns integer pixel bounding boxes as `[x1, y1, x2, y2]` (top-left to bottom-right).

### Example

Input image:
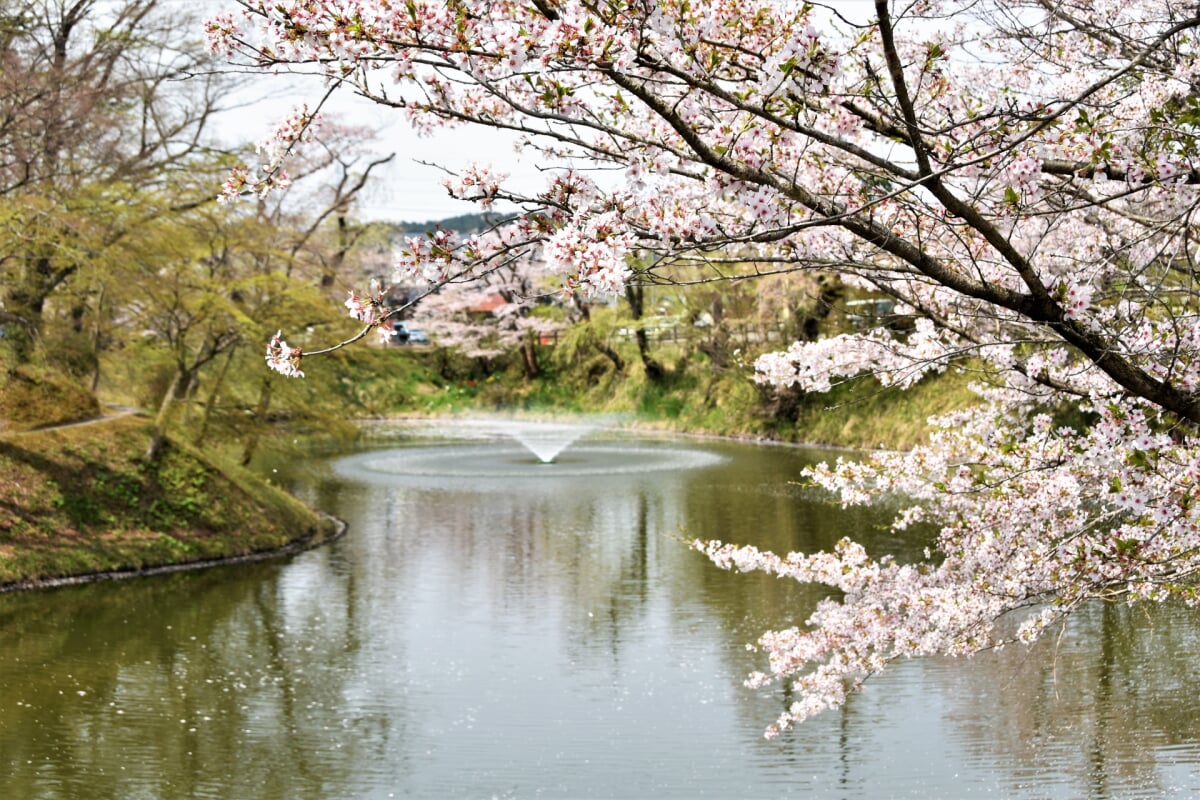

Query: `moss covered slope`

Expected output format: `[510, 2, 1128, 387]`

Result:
[0, 414, 339, 590]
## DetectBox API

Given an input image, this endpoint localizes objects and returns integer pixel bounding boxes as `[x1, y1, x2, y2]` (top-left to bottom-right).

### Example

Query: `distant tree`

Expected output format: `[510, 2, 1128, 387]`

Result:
[125, 124, 393, 459]
[0, 0, 233, 362]
[393, 236, 564, 380]
[395, 211, 514, 235]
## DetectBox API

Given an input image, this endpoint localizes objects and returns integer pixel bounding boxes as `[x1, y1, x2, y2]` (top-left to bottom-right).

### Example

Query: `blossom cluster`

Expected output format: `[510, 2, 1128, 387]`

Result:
[344, 278, 389, 329]
[754, 318, 953, 392]
[543, 211, 634, 298]
[265, 330, 304, 378]
[445, 164, 508, 210]
[218, 104, 314, 201]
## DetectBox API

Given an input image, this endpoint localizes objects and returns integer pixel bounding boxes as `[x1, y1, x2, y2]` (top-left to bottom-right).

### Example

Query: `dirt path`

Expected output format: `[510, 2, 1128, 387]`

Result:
[3, 405, 143, 437]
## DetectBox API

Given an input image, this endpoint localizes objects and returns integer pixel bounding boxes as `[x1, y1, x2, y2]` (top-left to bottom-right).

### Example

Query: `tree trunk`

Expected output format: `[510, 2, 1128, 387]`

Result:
[595, 336, 625, 372]
[194, 347, 238, 448]
[3, 252, 81, 363]
[146, 368, 187, 461]
[2, 287, 45, 364]
[89, 287, 106, 393]
[571, 291, 592, 322]
[625, 284, 665, 382]
[319, 212, 352, 287]
[520, 330, 541, 380]
[240, 374, 273, 466]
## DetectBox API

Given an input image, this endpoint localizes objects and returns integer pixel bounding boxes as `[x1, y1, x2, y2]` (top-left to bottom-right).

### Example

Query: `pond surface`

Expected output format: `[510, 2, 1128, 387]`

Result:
[2, 421, 1200, 798]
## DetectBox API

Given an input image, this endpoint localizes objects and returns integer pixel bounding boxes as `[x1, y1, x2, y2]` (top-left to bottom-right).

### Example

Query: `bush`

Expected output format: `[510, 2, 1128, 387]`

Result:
[0, 366, 100, 432]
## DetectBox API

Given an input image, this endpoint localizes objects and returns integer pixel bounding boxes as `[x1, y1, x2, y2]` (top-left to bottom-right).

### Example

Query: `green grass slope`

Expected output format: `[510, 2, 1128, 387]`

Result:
[0, 414, 339, 590]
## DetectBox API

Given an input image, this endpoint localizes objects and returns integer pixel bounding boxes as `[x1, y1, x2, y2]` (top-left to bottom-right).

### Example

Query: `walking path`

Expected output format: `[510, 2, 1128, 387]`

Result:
[2, 405, 142, 437]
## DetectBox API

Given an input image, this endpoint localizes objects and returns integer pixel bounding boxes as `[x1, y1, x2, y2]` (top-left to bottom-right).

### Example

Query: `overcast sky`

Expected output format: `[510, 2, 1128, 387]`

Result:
[216, 0, 876, 224]
[220, 73, 536, 224]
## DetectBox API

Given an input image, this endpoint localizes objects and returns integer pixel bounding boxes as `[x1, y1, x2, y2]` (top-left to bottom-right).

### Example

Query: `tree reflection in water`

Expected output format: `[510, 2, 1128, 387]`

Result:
[1, 429, 1199, 798]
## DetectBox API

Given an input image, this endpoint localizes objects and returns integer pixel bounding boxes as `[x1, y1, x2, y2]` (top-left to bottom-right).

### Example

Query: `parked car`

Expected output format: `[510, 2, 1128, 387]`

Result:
[388, 323, 430, 346]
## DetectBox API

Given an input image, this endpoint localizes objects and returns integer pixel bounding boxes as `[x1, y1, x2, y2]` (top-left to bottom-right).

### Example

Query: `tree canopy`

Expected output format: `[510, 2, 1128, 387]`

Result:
[211, 0, 1200, 735]
[0, 0, 236, 361]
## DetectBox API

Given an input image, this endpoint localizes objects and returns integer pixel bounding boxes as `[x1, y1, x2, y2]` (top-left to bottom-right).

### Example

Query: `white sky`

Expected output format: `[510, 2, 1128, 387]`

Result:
[214, 0, 877, 224]
[219, 69, 542, 223]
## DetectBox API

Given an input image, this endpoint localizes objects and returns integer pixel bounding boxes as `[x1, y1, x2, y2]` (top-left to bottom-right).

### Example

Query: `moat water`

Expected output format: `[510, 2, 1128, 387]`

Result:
[2, 422, 1199, 798]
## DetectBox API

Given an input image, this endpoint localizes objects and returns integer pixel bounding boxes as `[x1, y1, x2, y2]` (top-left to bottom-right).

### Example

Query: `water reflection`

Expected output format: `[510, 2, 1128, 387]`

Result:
[0, 563, 397, 800]
[0, 427, 1199, 798]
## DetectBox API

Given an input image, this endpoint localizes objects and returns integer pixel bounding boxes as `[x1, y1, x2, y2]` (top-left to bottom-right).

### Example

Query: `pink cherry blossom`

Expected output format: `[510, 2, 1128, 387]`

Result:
[265, 330, 304, 378]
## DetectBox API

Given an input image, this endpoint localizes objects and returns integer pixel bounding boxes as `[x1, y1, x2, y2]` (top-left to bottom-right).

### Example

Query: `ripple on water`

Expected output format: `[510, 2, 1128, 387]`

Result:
[331, 443, 725, 488]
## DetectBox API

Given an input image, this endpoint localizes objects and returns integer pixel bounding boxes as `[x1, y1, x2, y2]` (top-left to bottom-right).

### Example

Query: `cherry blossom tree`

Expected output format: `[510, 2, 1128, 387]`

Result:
[210, 0, 1200, 734]
[403, 275, 565, 377]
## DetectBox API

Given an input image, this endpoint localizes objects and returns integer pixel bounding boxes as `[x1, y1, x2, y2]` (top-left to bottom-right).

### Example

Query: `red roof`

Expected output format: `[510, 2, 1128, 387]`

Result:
[468, 293, 508, 313]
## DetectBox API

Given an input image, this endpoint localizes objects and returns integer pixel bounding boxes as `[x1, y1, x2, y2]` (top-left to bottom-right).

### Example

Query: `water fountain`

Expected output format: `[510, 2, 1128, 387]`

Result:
[490, 420, 594, 464]
[334, 418, 723, 486]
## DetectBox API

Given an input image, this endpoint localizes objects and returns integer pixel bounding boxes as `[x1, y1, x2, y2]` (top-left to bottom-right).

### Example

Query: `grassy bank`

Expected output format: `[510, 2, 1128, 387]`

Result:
[0, 414, 340, 590]
[0, 365, 100, 434]
[334, 342, 978, 452]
